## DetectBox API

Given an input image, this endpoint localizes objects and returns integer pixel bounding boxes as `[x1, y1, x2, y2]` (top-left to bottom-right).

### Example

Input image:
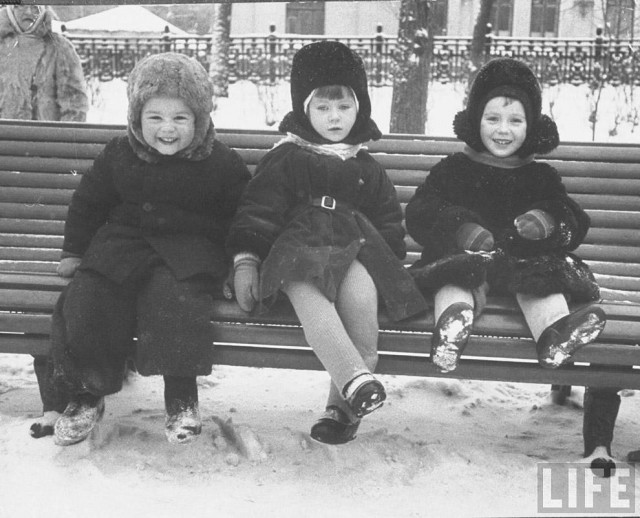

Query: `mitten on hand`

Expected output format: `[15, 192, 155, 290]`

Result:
[456, 222, 494, 252]
[514, 209, 556, 240]
[233, 253, 260, 312]
[57, 257, 82, 278]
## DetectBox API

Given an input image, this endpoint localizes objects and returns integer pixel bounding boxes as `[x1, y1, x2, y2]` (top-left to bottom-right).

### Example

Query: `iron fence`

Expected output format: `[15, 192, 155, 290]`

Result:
[64, 26, 640, 88]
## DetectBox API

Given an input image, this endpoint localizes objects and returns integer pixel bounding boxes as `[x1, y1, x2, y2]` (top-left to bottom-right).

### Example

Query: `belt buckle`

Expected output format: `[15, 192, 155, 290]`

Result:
[320, 196, 336, 210]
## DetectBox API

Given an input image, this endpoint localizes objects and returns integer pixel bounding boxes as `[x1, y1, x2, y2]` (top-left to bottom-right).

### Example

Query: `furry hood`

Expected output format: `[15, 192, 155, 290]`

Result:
[127, 52, 215, 163]
[0, 6, 52, 39]
[453, 58, 559, 157]
[279, 40, 382, 145]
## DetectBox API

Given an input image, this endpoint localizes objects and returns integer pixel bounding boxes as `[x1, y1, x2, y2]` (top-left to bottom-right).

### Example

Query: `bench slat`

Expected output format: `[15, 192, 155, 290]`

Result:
[0, 170, 81, 189]
[0, 248, 61, 262]
[0, 202, 68, 220]
[0, 187, 74, 205]
[0, 219, 65, 235]
[0, 234, 63, 248]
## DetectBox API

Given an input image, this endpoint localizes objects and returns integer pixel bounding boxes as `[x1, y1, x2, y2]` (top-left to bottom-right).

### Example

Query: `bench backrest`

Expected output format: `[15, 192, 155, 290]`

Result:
[1, 119, 640, 303]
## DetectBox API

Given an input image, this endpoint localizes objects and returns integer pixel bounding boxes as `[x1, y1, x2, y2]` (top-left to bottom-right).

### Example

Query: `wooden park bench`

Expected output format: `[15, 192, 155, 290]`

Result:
[1, 119, 639, 390]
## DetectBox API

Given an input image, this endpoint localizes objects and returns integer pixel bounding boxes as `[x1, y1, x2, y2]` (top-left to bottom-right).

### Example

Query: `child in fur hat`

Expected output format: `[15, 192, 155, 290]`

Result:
[406, 57, 614, 472]
[47, 52, 251, 446]
[226, 41, 427, 445]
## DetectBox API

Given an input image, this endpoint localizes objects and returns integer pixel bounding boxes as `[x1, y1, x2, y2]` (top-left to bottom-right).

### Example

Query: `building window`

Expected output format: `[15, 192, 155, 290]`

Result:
[530, 0, 559, 37]
[431, 0, 448, 36]
[285, 2, 325, 35]
[490, 0, 514, 36]
[605, 0, 635, 38]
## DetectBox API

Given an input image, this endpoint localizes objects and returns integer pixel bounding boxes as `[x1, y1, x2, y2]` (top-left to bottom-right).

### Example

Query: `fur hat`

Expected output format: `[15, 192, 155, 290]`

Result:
[127, 52, 215, 162]
[453, 58, 559, 157]
[279, 41, 382, 144]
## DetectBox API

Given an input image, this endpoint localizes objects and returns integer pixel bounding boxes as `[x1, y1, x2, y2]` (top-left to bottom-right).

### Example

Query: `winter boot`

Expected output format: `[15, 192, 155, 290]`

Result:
[537, 305, 606, 369]
[164, 375, 201, 444]
[54, 393, 105, 446]
[431, 302, 474, 373]
[343, 373, 386, 418]
[310, 406, 361, 445]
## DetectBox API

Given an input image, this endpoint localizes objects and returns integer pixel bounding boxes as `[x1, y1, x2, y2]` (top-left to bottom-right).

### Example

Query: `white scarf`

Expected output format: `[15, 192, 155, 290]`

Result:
[274, 133, 364, 161]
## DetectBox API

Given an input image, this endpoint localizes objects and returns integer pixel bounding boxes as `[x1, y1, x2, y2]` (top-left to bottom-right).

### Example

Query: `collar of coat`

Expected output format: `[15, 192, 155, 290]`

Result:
[274, 133, 364, 161]
[463, 145, 535, 169]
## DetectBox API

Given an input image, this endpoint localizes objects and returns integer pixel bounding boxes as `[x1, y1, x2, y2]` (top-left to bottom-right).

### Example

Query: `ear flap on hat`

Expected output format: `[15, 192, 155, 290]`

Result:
[453, 109, 484, 152]
[518, 114, 560, 156]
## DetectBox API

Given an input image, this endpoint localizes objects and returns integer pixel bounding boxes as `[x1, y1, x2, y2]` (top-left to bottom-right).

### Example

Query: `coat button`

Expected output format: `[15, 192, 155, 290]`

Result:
[142, 202, 153, 212]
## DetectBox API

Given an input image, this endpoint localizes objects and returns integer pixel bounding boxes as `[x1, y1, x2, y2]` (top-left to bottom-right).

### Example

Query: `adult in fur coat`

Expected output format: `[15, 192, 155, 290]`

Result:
[406, 58, 615, 473]
[0, 5, 88, 121]
[47, 53, 251, 447]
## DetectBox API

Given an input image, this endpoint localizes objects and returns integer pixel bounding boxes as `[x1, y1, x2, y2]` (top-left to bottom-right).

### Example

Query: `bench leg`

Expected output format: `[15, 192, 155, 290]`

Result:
[583, 386, 620, 458]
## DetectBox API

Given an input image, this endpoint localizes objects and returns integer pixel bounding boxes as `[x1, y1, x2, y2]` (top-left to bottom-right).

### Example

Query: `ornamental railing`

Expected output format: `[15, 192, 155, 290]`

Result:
[63, 25, 640, 88]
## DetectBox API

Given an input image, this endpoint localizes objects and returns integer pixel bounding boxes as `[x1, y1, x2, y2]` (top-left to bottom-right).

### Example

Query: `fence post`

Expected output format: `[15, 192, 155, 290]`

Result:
[484, 22, 493, 62]
[595, 26, 604, 60]
[375, 24, 384, 86]
[268, 24, 277, 84]
[163, 25, 171, 53]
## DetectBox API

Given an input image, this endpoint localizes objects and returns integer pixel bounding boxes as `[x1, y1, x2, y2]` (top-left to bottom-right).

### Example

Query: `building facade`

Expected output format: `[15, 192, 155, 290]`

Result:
[230, 0, 638, 39]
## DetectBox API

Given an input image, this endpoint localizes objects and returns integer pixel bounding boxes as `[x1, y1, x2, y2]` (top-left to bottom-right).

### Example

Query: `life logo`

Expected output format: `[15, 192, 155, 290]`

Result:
[537, 462, 636, 514]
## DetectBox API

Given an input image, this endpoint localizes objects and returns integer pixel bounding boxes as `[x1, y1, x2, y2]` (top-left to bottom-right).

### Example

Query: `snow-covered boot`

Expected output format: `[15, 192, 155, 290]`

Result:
[54, 393, 105, 446]
[431, 302, 474, 373]
[310, 406, 360, 445]
[537, 305, 606, 369]
[165, 402, 202, 444]
[343, 373, 386, 418]
[164, 375, 201, 444]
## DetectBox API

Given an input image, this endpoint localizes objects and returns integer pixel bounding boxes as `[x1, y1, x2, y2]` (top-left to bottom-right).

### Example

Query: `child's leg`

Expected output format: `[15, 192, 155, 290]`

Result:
[53, 271, 136, 446]
[431, 284, 475, 373]
[434, 284, 474, 320]
[164, 375, 201, 444]
[324, 260, 379, 424]
[136, 267, 214, 443]
[516, 292, 569, 341]
[284, 281, 371, 392]
[517, 292, 606, 368]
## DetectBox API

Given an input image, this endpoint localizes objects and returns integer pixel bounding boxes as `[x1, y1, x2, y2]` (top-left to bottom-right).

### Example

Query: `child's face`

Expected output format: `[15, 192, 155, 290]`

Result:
[141, 96, 195, 155]
[307, 86, 357, 143]
[480, 96, 527, 158]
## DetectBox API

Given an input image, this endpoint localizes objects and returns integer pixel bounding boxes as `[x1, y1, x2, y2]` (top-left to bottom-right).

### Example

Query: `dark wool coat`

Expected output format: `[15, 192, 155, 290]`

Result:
[0, 9, 88, 121]
[64, 136, 251, 284]
[226, 142, 427, 321]
[406, 152, 600, 302]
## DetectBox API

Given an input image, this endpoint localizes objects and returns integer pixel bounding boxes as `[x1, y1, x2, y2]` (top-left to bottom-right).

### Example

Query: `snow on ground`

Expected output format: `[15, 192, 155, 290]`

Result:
[1, 355, 640, 518]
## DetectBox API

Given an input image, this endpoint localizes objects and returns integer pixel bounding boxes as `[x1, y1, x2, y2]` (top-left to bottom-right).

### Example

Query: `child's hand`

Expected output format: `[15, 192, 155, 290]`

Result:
[514, 210, 556, 240]
[456, 222, 494, 252]
[233, 253, 260, 312]
[57, 257, 82, 277]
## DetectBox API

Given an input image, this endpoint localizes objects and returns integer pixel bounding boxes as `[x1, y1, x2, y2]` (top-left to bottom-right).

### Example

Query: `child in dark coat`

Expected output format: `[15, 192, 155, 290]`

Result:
[406, 57, 613, 472]
[226, 41, 427, 445]
[48, 52, 251, 446]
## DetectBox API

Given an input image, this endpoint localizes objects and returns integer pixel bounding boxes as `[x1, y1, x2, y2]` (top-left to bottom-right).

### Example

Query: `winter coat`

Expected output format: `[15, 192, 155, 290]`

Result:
[64, 136, 251, 285]
[406, 152, 600, 302]
[0, 8, 88, 121]
[226, 142, 427, 321]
